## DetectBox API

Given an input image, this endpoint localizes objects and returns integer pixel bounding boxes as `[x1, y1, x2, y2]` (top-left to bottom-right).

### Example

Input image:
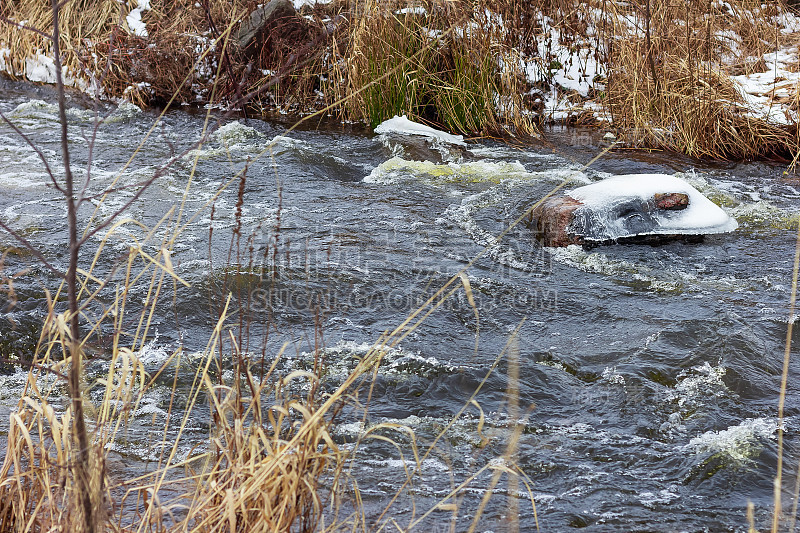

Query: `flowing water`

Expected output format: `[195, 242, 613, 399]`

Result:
[1, 78, 800, 531]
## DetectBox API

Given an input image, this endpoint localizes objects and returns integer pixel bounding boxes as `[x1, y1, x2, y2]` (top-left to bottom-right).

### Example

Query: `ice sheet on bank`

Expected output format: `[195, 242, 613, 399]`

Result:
[374, 115, 466, 146]
[25, 54, 57, 84]
[567, 174, 738, 241]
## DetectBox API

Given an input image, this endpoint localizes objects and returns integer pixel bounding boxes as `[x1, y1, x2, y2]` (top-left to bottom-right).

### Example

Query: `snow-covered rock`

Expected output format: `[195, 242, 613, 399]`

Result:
[374, 115, 466, 146]
[533, 174, 738, 246]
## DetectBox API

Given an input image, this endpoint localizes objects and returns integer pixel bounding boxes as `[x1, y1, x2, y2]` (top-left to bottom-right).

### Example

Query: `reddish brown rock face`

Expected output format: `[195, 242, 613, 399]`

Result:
[531, 196, 584, 247]
[653, 192, 689, 210]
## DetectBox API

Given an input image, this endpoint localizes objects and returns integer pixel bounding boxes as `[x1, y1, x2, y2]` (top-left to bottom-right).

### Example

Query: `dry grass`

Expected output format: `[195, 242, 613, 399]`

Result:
[602, 0, 798, 159]
[175, 341, 335, 532]
[91, 0, 250, 106]
[4, 0, 800, 157]
[327, 0, 536, 137]
[0, 0, 122, 82]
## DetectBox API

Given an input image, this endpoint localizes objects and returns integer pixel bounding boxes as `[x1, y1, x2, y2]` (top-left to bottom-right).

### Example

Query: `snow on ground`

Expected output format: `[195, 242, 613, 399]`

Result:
[525, 3, 800, 127]
[520, 13, 607, 123]
[127, 0, 151, 38]
[24, 54, 56, 84]
[292, 0, 333, 8]
[731, 48, 800, 126]
[0, 48, 9, 75]
[534, 16, 602, 99]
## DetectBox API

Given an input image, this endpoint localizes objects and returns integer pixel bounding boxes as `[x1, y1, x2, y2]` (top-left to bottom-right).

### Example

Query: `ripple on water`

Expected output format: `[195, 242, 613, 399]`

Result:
[1, 86, 798, 530]
[298, 340, 459, 381]
[182, 125, 286, 160]
[8, 99, 96, 125]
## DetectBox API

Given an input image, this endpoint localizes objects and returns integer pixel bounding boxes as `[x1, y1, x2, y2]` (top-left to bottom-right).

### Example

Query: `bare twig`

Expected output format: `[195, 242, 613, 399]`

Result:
[50, 0, 96, 530]
[0, 110, 65, 194]
[0, 220, 62, 277]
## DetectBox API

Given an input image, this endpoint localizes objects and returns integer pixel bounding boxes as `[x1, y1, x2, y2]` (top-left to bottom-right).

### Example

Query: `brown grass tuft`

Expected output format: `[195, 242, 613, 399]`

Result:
[603, 0, 797, 159]
[0, 0, 122, 84]
[177, 345, 336, 532]
[326, 0, 536, 137]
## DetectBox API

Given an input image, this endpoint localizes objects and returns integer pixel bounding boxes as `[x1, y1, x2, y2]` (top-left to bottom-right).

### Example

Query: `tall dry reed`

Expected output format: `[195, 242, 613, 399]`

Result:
[326, 0, 536, 137]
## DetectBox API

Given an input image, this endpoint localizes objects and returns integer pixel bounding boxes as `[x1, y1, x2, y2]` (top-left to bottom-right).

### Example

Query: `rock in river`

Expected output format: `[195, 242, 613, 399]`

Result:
[531, 174, 738, 247]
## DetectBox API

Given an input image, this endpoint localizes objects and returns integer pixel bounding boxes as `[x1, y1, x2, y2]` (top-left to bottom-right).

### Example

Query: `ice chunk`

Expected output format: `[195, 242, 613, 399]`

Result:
[25, 54, 57, 84]
[374, 115, 466, 146]
[566, 174, 738, 242]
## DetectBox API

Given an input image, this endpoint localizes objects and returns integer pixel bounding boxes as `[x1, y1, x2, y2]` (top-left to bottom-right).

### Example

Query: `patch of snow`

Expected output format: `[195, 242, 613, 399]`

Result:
[292, 0, 332, 8]
[774, 9, 800, 34]
[374, 115, 466, 146]
[122, 81, 152, 100]
[396, 6, 426, 15]
[732, 47, 800, 126]
[25, 53, 57, 84]
[127, 0, 151, 38]
[0, 48, 9, 74]
[527, 15, 603, 100]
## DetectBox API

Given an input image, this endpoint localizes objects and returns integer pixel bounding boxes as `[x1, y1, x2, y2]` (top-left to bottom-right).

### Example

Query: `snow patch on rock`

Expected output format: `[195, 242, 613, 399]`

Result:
[375, 115, 466, 146]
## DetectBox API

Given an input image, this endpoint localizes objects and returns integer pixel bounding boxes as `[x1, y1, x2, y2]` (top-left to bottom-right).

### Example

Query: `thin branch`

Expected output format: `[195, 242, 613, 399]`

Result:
[0, 220, 62, 277]
[50, 0, 96, 530]
[0, 15, 53, 41]
[0, 109, 65, 194]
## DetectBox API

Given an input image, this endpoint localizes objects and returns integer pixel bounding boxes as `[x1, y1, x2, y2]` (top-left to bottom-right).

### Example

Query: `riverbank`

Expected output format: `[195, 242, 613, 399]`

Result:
[3, 0, 800, 159]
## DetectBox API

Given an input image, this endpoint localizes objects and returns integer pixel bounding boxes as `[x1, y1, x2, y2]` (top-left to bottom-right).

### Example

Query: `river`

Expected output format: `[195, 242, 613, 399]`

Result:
[0, 77, 799, 531]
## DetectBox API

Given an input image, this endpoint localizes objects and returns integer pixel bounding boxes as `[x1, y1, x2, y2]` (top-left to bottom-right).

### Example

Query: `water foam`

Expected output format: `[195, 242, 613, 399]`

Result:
[364, 157, 533, 186]
[102, 101, 143, 124]
[9, 99, 95, 123]
[300, 340, 457, 380]
[686, 417, 777, 464]
[670, 362, 729, 408]
[214, 121, 262, 146]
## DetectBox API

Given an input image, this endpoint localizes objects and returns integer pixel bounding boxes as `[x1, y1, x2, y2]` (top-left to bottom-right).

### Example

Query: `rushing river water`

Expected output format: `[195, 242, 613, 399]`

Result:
[1, 78, 800, 531]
